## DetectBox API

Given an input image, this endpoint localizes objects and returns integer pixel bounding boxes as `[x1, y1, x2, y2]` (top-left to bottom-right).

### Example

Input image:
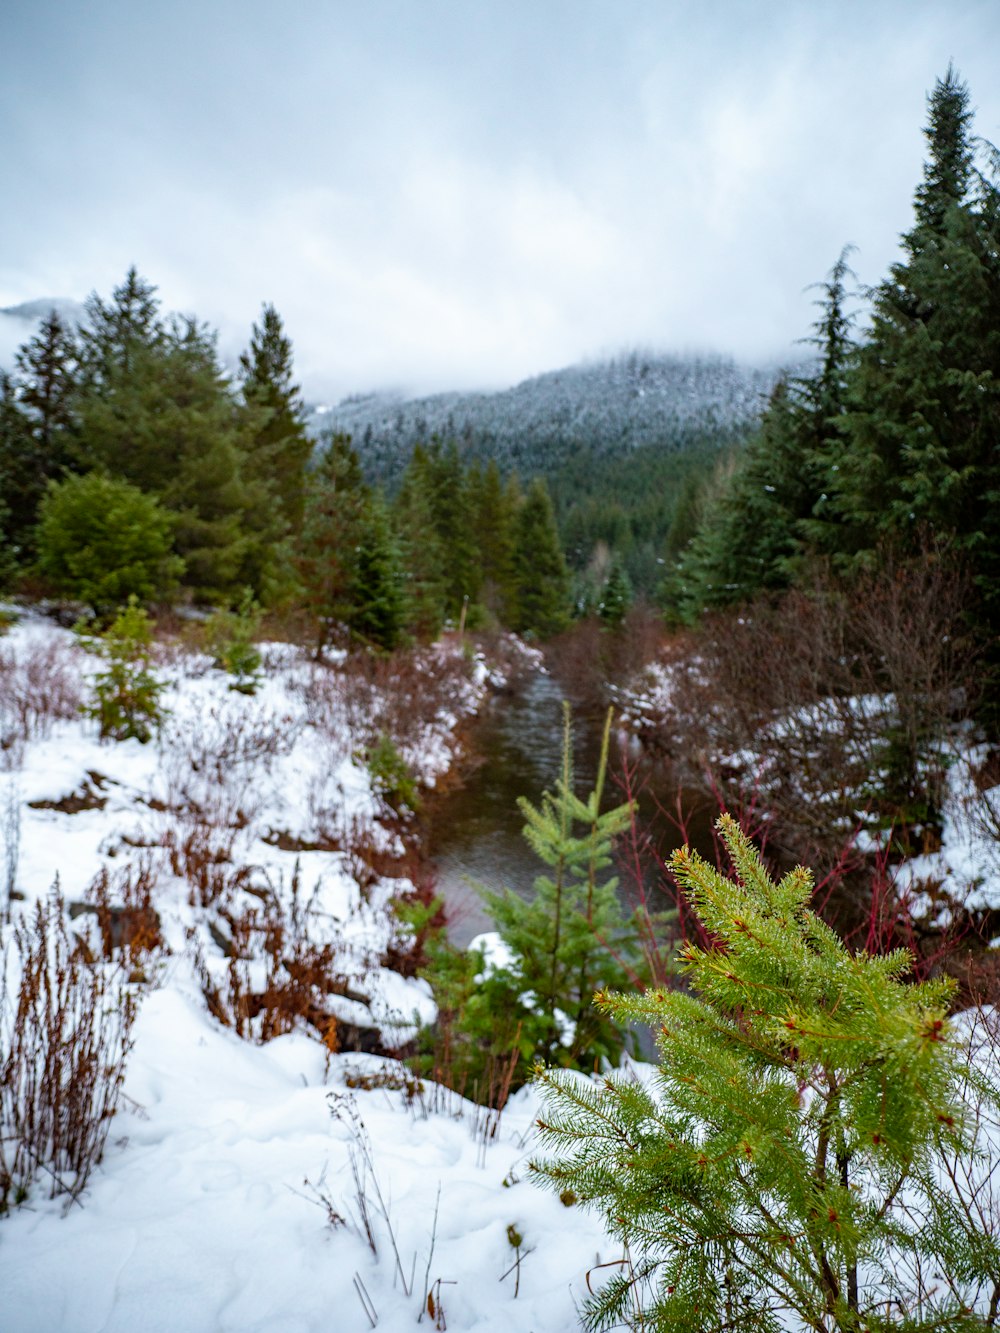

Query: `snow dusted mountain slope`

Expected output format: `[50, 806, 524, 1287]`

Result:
[310, 351, 779, 482]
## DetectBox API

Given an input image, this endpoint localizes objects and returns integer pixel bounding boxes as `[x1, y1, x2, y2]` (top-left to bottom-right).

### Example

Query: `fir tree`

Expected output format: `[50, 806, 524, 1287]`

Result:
[831, 69, 999, 551]
[349, 491, 406, 651]
[532, 815, 999, 1332]
[35, 470, 182, 612]
[598, 554, 632, 627]
[511, 477, 571, 637]
[238, 303, 312, 532]
[423, 439, 479, 620]
[482, 705, 642, 1069]
[297, 432, 369, 656]
[392, 443, 449, 639]
[7, 309, 80, 555]
[471, 457, 518, 623]
[0, 370, 35, 565]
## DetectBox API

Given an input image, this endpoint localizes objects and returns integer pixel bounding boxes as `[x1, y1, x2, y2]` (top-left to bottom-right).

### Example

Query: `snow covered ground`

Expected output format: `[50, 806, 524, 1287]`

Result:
[0, 613, 608, 1332]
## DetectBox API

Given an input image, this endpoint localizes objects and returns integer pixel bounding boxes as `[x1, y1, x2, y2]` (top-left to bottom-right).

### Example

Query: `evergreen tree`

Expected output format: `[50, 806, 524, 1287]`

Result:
[349, 491, 406, 651]
[35, 471, 182, 612]
[674, 250, 856, 617]
[470, 458, 518, 623]
[3, 311, 79, 557]
[423, 439, 479, 619]
[297, 432, 369, 656]
[0, 370, 35, 565]
[154, 317, 255, 600]
[238, 303, 312, 532]
[392, 443, 449, 639]
[831, 69, 999, 550]
[532, 815, 999, 1332]
[598, 554, 632, 627]
[482, 706, 641, 1069]
[511, 477, 571, 637]
[73, 271, 258, 601]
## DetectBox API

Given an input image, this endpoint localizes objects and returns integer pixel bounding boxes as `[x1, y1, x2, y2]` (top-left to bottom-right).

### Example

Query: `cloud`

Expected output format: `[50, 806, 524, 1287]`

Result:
[2, 0, 998, 397]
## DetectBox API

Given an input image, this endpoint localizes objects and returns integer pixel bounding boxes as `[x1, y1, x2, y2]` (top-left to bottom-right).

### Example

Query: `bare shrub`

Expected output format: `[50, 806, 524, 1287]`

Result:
[159, 695, 297, 824]
[548, 601, 669, 711]
[301, 641, 476, 764]
[0, 633, 82, 766]
[2, 781, 20, 920]
[0, 886, 138, 1212]
[655, 548, 977, 871]
[193, 869, 380, 1052]
[81, 857, 163, 976]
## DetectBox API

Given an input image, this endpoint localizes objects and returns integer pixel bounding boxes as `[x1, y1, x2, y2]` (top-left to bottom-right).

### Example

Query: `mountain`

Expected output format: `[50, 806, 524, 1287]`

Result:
[309, 351, 778, 484]
[0, 297, 88, 369]
[0, 297, 88, 325]
[308, 351, 782, 595]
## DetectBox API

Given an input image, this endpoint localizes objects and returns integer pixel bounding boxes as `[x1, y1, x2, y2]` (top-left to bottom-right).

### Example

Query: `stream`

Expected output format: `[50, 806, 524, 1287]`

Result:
[426, 669, 716, 947]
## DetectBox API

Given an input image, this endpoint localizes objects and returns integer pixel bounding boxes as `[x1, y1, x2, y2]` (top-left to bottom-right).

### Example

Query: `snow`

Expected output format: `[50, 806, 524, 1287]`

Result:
[0, 614, 611, 1331]
[2, 987, 609, 1332]
[3, 614, 999, 1331]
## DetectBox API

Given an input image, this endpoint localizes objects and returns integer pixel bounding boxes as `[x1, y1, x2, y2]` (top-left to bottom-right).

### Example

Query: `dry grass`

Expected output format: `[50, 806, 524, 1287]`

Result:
[0, 885, 138, 1212]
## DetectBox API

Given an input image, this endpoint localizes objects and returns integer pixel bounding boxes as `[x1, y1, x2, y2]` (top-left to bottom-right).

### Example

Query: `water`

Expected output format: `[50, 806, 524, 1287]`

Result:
[426, 670, 716, 946]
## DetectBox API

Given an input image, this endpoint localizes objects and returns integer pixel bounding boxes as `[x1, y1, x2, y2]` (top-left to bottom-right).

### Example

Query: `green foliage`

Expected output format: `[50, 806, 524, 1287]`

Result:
[35, 470, 182, 611]
[480, 705, 641, 1070]
[79, 597, 167, 743]
[297, 432, 369, 655]
[204, 589, 263, 694]
[364, 733, 420, 813]
[598, 555, 632, 627]
[413, 707, 653, 1100]
[532, 814, 1000, 1332]
[511, 478, 571, 638]
[349, 492, 406, 651]
[238, 303, 312, 534]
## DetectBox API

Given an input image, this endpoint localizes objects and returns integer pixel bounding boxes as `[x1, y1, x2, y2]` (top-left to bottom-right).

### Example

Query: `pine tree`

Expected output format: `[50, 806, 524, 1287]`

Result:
[35, 471, 182, 612]
[154, 317, 255, 601]
[0, 370, 35, 565]
[423, 439, 479, 620]
[349, 491, 406, 651]
[470, 458, 518, 624]
[238, 303, 312, 532]
[532, 815, 999, 1331]
[297, 432, 369, 656]
[598, 554, 632, 627]
[482, 706, 642, 1068]
[7, 309, 80, 555]
[392, 443, 449, 639]
[831, 69, 999, 550]
[511, 477, 571, 637]
[673, 250, 856, 616]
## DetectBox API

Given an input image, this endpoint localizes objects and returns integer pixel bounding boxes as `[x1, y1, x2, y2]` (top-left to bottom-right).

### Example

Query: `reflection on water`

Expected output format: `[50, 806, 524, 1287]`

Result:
[427, 671, 716, 947]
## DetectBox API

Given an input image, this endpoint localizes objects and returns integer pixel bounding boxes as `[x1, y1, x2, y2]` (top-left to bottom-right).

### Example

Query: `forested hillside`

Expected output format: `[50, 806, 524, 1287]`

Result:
[313, 353, 774, 593]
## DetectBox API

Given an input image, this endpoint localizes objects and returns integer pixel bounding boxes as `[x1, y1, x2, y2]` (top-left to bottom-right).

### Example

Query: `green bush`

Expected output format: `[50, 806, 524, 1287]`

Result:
[80, 598, 167, 743]
[35, 470, 182, 612]
[364, 733, 420, 813]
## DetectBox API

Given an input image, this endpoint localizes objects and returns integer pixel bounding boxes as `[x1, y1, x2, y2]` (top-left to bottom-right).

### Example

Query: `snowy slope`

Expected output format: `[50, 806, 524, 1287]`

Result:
[0, 615, 612, 1332]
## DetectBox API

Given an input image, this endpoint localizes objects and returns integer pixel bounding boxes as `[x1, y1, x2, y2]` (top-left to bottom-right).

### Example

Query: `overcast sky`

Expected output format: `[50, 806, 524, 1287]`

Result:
[2, 1, 999, 400]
